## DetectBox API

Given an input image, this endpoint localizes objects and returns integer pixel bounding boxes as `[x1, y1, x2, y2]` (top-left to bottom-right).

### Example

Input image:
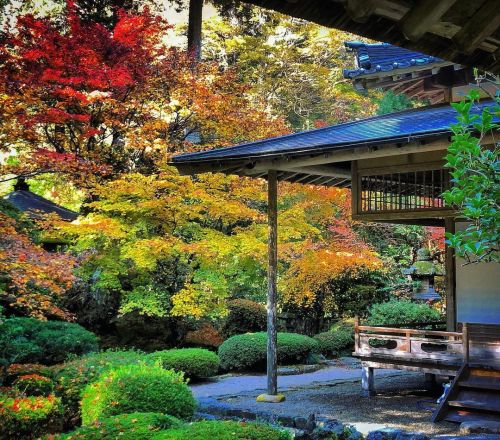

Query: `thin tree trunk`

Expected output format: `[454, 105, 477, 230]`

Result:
[187, 0, 203, 60]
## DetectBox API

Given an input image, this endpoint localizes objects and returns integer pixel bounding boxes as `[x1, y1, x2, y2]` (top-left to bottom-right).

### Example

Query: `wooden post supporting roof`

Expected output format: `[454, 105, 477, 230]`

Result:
[267, 170, 278, 395]
[257, 170, 285, 403]
[445, 218, 457, 331]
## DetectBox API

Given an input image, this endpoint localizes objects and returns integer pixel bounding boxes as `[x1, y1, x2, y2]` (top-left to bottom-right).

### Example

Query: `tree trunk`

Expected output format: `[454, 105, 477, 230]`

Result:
[187, 0, 203, 60]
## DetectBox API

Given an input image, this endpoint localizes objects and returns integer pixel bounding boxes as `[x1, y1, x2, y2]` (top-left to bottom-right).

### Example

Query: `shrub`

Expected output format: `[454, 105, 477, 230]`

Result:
[81, 364, 196, 425]
[52, 413, 182, 439]
[315, 322, 354, 357]
[218, 332, 319, 371]
[184, 322, 224, 348]
[151, 420, 292, 440]
[0, 318, 98, 366]
[52, 350, 150, 426]
[5, 363, 53, 385]
[366, 300, 441, 326]
[147, 348, 219, 379]
[222, 299, 267, 338]
[0, 393, 63, 439]
[13, 374, 54, 396]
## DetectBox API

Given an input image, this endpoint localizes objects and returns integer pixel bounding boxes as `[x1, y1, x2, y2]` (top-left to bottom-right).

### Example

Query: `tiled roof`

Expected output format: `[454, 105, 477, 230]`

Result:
[172, 100, 496, 165]
[343, 41, 446, 79]
[4, 190, 78, 221]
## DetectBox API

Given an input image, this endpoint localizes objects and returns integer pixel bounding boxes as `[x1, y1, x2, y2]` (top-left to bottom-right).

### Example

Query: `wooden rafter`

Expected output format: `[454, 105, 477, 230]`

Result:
[400, 0, 458, 42]
[453, 0, 500, 55]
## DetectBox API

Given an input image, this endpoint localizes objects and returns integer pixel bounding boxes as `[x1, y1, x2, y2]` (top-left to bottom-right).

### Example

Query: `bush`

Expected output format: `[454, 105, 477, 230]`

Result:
[0, 318, 98, 366]
[366, 300, 441, 326]
[0, 393, 63, 439]
[52, 350, 150, 426]
[13, 374, 54, 396]
[147, 348, 219, 379]
[218, 332, 319, 371]
[151, 420, 292, 440]
[315, 322, 354, 357]
[5, 363, 53, 385]
[54, 418, 291, 440]
[52, 412, 182, 439]
[81, 364, 196, 425]
[184, 322, 224, 348]
[222, 299, 267, 338]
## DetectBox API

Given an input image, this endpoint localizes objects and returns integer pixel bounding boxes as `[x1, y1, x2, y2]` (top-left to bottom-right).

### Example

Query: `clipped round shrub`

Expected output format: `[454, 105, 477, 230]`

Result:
[314, 328, 354, 357]
[218, 332, 319, 371]
[13, 374, 54, 396]
[222, 299, 267, 338]
[184, 322, 224, 348]
[52, 350, 150, 427]
[81, 364, 196, 425]
[147, 348, 220, 379]
[151, 420, 292, 440]
[366, 300, 441, 326]
[1, 318, 98, 365]
[53, 412, 182, 439]
[0, 393, 63, 439]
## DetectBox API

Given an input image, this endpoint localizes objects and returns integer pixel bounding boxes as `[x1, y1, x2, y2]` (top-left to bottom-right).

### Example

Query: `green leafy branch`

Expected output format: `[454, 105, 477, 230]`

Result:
[443, 90, 499, 264]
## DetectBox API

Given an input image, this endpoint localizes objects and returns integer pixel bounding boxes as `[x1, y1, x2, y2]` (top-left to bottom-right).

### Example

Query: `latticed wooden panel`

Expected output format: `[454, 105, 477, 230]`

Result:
[359, 168, 451, 213]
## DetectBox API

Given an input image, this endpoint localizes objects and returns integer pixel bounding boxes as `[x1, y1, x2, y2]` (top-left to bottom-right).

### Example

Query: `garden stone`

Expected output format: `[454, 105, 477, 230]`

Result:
[277, 415, 295, 427]
[366, 428, 404, 440]
[194, 412, 218, 421]
[313, 416, 346, 439]
[460, 420, 500, 435]
[346, 427, 364, 440]
[395, 432, 428, 440]
[294, 414, 315, 431]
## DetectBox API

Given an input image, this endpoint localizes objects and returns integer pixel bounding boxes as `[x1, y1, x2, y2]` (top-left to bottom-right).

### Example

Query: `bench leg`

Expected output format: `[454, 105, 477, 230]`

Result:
[362, 364, 375, 397]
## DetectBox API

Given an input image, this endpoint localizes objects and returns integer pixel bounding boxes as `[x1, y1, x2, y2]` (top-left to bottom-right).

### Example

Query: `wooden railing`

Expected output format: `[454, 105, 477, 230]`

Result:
[354, 317, 464, 363]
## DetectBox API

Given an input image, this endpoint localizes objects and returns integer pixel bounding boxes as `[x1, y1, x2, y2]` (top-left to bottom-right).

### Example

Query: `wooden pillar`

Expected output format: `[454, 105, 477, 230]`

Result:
[187, 0, 203, 60]
[445, 218, 456, 331]
[361, 364, 375, 396]
[267, 170, 278, 396]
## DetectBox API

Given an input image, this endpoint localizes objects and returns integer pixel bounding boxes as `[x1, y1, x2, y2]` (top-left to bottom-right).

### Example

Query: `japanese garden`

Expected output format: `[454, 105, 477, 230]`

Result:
[0, 1, 498, 439]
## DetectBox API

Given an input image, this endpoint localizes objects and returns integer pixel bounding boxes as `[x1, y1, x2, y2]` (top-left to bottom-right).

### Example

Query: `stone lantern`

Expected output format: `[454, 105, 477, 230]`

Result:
[402, 248, 443, 301]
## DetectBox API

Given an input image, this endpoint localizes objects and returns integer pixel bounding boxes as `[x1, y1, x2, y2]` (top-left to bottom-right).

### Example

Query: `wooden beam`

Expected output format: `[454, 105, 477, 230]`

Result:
[266, 170, 278, 396]
[361, 364, 375, 396]
[273, 164, 351, 179]
[352, 208, 455, 222]
[400, 0, 457, 42]
[345, 0, 375, 23]
[351, 160, 359, 216]
[251, 139, 450, 171]
[445, 217, 457, 332]
[453, 0, 500, 54]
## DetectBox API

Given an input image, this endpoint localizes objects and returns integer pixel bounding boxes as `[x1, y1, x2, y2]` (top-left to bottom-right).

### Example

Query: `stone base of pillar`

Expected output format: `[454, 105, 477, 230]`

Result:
[256, 393, 286, 403]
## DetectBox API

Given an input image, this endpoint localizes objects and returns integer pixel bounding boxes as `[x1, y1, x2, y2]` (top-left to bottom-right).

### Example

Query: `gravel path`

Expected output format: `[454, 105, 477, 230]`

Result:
[191, 358, 398, 398]
[191, 360, 460, 437]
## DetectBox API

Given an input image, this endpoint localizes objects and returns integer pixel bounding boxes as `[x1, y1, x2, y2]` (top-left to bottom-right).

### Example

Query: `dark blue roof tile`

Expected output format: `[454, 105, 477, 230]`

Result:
[172, 101, 496, 165]
[343, 42, 445, 79]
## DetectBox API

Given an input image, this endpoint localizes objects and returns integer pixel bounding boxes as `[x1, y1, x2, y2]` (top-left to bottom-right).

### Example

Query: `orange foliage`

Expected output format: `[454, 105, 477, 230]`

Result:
[0, 214, 76, 319]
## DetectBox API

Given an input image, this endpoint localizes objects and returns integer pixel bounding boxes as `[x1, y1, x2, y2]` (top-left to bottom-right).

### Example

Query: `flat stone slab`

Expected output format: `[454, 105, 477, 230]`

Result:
[256, 393, 286, 403]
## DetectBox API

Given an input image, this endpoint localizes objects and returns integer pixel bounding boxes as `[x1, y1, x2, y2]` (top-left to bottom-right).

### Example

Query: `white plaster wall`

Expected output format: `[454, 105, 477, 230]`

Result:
[455, 222, 500, 324]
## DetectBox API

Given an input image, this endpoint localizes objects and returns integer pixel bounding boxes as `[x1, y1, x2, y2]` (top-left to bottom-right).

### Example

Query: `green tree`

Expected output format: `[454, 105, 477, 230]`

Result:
[443, 91, 499, 263]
